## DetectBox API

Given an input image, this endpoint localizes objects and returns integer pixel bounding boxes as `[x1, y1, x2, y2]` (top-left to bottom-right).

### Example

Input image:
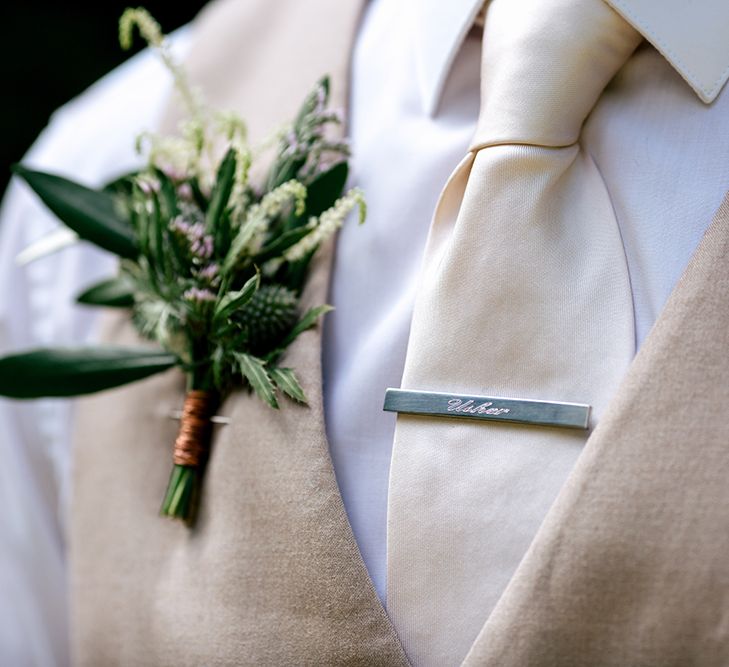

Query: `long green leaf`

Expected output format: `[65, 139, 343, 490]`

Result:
[281, 247, 317, 293]
[76, 276, 135, 307]
[102, 171, 139, 196]
[150, 190, 168, 279]
[279, 304, 333, 349]
[304, 162, 348, 219]
[205, 148, 236, 233]
[154, 169, 180, 220]
[213, 270, 259, 324]
[222, 211, 261, 275]
[234, 352, 278, 409]
[12, 164, 138, 259]
[269, 367, 307, 404]
[0, 347, 176, 398]
[267, 156, 306, 192]
[254, 226, 310, 264]
[211, 346, 227, 390]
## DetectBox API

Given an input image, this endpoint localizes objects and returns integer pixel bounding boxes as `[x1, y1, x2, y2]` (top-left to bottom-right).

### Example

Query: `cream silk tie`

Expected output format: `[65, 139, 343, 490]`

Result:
[386, 1, 642, 665]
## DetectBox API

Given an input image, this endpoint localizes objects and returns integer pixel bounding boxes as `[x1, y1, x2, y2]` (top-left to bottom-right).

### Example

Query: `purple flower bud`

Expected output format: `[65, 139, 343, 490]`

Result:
[171, 218, 214, 259]
[197, 263, 219, 282]
[190, 233, 214, 260]
[138, 178, 160, 195]
[161, 165, 187, 182]
[202, 236, 214, 259]
[176, 183, 193, 200]
[183, 287, 217, 304]
[170, 216, 191, 235]
[188, 222, 205, 238]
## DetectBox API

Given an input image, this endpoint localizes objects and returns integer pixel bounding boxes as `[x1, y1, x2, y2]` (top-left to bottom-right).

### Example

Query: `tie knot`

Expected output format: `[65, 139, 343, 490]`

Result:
[472, 0, 641, 149]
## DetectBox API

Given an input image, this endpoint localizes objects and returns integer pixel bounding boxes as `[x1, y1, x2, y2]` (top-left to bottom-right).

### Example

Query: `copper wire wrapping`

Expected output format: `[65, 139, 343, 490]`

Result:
[173, 390, 216, 467]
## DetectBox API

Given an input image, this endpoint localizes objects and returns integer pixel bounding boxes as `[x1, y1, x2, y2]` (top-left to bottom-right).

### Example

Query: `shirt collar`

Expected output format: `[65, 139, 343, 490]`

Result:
[412, 0, 729, 115]
[604, 0, 729, 103]
[409, 0, 485, 116]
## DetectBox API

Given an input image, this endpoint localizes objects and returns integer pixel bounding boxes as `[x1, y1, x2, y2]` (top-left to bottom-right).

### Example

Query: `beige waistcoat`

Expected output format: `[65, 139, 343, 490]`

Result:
[71, 0, 729, 664]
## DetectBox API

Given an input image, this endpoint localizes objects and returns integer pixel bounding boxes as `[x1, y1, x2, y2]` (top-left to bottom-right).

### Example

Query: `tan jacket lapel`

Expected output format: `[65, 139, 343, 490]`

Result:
[71, 1, 409, 664]
[463, 193, 729, 666]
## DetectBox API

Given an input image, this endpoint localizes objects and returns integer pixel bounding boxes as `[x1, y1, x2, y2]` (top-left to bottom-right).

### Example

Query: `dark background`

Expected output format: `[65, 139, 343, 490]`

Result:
[1, 1, 208, 194]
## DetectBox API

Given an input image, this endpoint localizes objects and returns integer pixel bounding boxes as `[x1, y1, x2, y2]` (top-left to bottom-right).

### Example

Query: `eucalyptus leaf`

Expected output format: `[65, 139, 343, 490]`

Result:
[12, 164, 138, 259]
[269, 367, 307, 404]
[0, 347, 177, 399]
[213, 270, 260, 324]
[76, 276, 135, 308]
[234, 352, 278, 409]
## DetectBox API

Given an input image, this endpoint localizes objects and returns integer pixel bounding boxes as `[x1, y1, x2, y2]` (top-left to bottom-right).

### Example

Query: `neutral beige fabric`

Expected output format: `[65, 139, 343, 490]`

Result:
[70, 0, 409, 665]
[463, 192, 729, 666]
[68, 0, 729, 664]
[387, 1, 641, 663]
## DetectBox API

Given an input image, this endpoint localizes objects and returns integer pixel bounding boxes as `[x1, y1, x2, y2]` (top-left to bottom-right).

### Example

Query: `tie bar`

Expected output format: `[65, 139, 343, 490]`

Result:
[383, 388, 590, 430]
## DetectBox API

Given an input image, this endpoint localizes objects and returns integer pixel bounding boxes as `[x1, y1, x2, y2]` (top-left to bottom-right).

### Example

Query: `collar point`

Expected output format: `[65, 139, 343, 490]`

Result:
[605, 0, 729, 106]
[692, 80, 727, 106]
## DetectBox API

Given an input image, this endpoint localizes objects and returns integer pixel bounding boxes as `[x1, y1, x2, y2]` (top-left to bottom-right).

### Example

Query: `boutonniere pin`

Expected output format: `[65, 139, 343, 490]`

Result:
[0, 9, 365, 525]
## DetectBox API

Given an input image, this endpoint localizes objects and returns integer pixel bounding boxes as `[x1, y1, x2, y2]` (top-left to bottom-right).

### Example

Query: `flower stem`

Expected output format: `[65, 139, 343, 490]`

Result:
[160, 378, 218, 525]
[161, 464, 200, 523]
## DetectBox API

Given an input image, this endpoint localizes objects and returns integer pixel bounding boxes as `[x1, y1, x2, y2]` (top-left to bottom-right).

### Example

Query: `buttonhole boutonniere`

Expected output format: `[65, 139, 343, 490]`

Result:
[0, 8, 365, 525]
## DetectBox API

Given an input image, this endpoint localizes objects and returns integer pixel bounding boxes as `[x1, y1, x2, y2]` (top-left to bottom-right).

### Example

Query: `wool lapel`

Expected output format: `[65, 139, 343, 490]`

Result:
[70, 0, 409, 664]
[461, 193, 729, 666]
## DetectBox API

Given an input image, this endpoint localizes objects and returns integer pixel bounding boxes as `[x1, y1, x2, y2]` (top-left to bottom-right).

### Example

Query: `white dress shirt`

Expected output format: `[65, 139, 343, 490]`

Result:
[2, 0, 729, 664]
[0, 31, 192, 667]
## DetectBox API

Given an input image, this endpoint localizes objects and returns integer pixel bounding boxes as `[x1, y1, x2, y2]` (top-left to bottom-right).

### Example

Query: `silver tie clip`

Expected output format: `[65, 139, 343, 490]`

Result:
[383, 388, 590, 430]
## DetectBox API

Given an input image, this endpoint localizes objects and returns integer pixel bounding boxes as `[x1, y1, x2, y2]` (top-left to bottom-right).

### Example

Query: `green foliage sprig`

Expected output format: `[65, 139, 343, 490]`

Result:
[0, 9, 365, 524]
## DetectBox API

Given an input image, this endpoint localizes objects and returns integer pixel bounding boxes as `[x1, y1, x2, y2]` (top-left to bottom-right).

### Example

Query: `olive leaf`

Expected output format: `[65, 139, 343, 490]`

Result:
[0, 347, 176, 398]
[77, 276, 135, 307]
[12, 164, 138, 259]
